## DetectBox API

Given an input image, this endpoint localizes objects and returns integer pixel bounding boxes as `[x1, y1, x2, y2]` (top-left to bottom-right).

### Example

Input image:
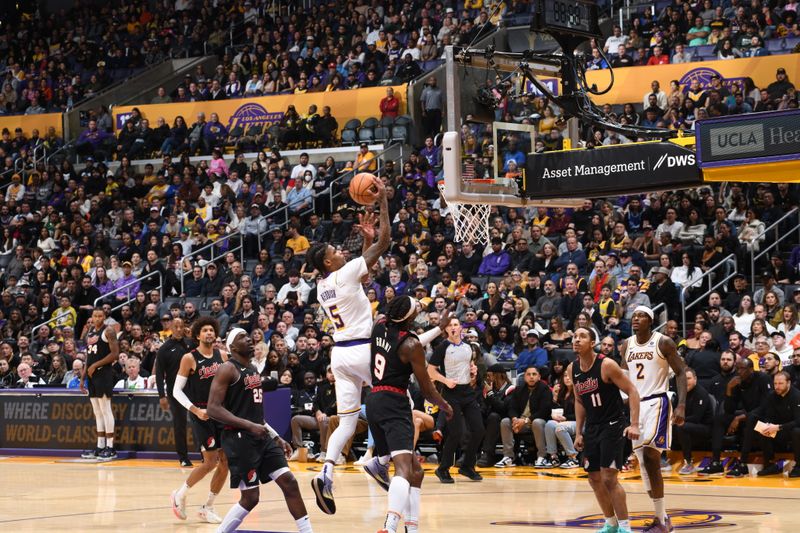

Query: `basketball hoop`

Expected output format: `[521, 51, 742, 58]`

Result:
[438, 182, 491, 244]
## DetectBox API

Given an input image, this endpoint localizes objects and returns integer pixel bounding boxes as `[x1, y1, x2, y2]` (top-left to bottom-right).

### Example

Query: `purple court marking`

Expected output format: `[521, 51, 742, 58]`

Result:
[235, 530, 292, 533]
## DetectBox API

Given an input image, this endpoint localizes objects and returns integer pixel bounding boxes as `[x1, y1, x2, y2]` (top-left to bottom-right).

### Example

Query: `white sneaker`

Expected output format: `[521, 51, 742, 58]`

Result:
[198, 505, 222, 524]
[288, 449, 301, 461]
[534, 456, 550, 468]
[335, 454, 346, 465]
[494, 456, 514, 468]
[316, 452, 327, 463]
[355, 448, 374, 465]
[170, 489, 186, 520]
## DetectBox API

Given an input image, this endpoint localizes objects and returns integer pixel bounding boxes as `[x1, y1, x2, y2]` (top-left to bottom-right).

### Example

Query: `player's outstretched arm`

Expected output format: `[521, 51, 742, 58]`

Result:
[408, 337, 453, 419]
[207, 362, 268, 439]
[361, 177, 391, 269]
[662, 335, 687, 425]
[603, 358, 640, 441]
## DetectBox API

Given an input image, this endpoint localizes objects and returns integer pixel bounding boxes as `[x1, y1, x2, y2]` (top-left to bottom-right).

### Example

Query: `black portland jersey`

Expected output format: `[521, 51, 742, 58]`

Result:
[572, 354, 625, 425]
[86, 327, 111, 367]
[223, 359, 265, 428]
[371, 319, 416, 390]
[187, 348, 224, 407]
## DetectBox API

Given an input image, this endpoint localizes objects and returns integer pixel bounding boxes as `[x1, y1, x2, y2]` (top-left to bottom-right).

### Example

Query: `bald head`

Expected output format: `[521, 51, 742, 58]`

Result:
[172, 318, 185, 339]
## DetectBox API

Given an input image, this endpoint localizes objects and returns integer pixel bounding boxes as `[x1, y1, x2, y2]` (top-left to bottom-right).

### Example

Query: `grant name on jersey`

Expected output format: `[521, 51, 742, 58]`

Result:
[319, 289, 337, 302]
[375, 337, 392, 353]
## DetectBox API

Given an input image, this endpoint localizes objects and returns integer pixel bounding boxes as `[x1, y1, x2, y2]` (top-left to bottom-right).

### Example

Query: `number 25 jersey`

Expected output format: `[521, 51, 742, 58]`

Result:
[624, 331, 669, 398]
[316, 257, 373, 342]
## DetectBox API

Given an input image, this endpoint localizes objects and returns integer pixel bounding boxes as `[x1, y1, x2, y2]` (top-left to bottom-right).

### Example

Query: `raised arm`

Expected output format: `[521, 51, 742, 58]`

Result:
[407, 337, 452, 419]
[361, 177, 391, 269]
[602, 358, 640, 440]
[662, 335, 687, 425]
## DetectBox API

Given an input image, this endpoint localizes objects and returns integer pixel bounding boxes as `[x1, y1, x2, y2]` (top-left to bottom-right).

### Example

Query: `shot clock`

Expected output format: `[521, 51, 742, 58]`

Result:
[531, 0, 601, 39]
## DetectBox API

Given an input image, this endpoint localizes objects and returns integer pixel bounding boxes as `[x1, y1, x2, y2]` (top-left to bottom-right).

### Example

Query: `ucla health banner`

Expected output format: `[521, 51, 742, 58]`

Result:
[113, 85, 407, 133]
[0, 388, 291, 452]
[585, 55, 798, 106]
[0, 113, 63, 137]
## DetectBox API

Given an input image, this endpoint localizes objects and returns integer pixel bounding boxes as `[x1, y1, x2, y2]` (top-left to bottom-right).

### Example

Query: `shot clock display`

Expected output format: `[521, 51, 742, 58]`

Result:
[531, 0, 601, 39]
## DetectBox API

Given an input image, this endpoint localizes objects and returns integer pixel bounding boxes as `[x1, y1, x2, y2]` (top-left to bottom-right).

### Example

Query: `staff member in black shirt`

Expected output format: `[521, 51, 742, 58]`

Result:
[672, 368, 714, 475]
[753, 372, 800, 478]
[429, 317, 484, 483]
[155, 317, 194, 466]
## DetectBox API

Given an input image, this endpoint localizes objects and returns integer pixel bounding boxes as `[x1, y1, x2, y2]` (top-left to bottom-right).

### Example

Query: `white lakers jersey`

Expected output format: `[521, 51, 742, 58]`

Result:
[316, 257, 373, 342]
[624, 331, 669, 398]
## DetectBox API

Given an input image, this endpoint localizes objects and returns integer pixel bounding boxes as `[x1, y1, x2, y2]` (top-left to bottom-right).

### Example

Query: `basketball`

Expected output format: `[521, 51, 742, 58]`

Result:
[349, 172, 378, 205]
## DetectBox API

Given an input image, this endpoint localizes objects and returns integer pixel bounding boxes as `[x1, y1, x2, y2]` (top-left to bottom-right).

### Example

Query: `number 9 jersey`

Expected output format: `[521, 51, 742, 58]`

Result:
[317, 257, 374, 343]
[370, 319, 415, 389]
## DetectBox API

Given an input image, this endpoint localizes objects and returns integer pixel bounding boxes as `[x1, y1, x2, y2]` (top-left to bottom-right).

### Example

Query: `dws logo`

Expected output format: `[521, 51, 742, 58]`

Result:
[653, 152, 696, 170]
[709, 124, 764, 157]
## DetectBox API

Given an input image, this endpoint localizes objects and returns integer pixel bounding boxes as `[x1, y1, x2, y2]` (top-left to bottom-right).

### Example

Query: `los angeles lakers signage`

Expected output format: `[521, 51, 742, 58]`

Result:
[113, 85, 407, 133]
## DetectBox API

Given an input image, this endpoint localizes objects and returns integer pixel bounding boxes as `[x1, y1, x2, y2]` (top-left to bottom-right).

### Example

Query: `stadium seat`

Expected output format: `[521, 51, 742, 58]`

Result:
[394, 115, 413, 126]
[341, 128, 358, 145]
[358, 128, 375, 143]
[551, 348, 577, 363]
[380, 116, 395, 128]
[374, 126, 391, 143]
[767, 38, 786, 53]
[390, 125, 408, 144]
[343, 118, 362, 131]
[362, 117, 379, 129]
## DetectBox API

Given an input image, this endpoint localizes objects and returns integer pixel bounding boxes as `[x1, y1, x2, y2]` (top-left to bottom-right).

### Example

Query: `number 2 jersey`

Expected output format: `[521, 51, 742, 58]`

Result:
[370, 319, 416, 389]
[316, 257, 373, 342]
[623, 331, 669, 399]
[222, 358, 265, 429]
[572, 354, 625, 425]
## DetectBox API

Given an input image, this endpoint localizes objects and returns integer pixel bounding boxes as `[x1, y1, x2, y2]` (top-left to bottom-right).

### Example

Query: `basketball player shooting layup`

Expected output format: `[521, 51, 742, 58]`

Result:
[306, 175, 390, 515]
[621, 306, 686, 533]
[207, 328, 314, 533]
[570, 327, 640, 533]
[80, 308, 120, 461]
[170, 317, 229, 524]
[365, 296, 453, 533]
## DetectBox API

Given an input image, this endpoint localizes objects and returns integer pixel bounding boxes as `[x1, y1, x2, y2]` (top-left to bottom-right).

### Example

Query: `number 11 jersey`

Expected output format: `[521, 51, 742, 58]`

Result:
[572, 354, 625, 425]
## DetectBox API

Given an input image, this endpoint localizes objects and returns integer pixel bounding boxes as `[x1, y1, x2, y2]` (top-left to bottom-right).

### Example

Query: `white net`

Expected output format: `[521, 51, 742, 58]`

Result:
[439, 182, 491, 244]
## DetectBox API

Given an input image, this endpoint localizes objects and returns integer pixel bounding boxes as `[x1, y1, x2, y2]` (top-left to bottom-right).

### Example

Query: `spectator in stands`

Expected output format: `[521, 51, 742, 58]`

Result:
[672, 43, 693, 63]
[478, 237, 511, 276]
[355, 143, 378, 173]
[611, 44, 634, 67]
[202, 113, 228, 154]
[751, 372, 800, 478]
[767, 67, 795, 102]
[420, 77, 443, 138]
[647, 45, 670, 65]
[14, 362, 44, 388]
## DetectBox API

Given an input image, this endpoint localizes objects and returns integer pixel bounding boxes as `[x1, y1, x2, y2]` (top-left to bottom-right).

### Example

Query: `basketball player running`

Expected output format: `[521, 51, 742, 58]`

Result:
[80, 308, 120, 461]
[570, 327, 640, 533]
[170, 317, 229, 524]
[306, 175, 390, 514]
[364, 296, 453, 533]
[207, 328, 314, 533]
[620, 306, 686, 533]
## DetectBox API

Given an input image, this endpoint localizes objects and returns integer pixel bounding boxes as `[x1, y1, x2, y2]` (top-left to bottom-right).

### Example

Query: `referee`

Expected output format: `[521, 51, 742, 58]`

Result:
[429, 316, 484, 483]
[155, 317, 194, 466]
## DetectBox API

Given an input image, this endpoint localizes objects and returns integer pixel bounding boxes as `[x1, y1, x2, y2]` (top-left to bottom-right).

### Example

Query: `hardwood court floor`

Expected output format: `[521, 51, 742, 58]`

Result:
[0, 456, 797, 532]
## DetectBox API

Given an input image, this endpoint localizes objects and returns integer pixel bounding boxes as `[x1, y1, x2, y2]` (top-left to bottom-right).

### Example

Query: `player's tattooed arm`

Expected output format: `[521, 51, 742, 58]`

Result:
[207, 362, 268, 439]
[361, 176, 391, 269]
[661, 335, 687, 426]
